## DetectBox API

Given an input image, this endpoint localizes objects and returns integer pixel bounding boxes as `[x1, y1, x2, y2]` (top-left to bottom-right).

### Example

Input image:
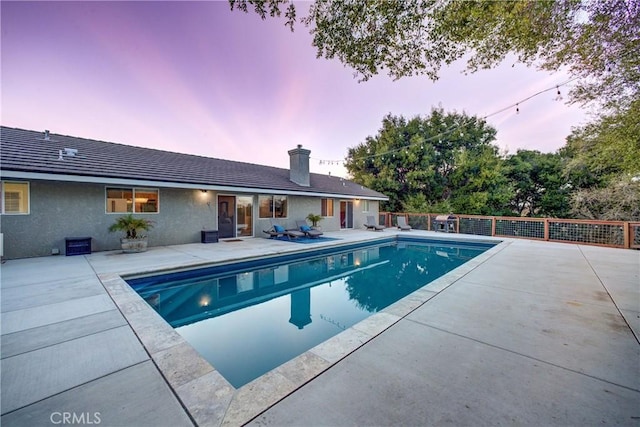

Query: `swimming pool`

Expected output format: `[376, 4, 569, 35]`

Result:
[128, 237, 493, 388]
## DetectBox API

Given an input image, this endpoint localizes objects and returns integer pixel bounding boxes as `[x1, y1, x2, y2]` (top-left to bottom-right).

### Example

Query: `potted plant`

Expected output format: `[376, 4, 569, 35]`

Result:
[306, 213, 323, 230]
[108, 213, 154, 253]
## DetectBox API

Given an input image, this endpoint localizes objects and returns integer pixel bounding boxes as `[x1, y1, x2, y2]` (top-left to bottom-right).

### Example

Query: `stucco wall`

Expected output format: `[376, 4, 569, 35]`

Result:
[256, 197, 380, 235]
[1, 181, 215, 259]
[0, 181, 381, 259]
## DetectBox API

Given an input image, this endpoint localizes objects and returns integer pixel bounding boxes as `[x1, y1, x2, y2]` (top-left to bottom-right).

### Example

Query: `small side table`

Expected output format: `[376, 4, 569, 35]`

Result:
[65, 237, 92, 256]
[201, 230, 219, 243]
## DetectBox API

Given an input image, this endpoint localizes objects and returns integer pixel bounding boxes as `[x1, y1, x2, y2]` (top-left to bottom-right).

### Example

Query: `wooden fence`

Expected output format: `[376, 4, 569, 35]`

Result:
[380, 212, 640, 250]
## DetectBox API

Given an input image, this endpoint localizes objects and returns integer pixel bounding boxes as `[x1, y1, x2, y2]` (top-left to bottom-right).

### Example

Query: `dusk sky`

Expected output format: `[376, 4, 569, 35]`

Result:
[2, 1, 588, 177]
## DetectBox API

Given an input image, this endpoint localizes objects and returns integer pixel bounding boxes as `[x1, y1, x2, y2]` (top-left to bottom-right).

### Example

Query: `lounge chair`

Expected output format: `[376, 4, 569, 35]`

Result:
[364, 216, 384, 231]
[263, 220, 304, 240]
[396, 216, 412, 231]
[295, 220, 323, 238]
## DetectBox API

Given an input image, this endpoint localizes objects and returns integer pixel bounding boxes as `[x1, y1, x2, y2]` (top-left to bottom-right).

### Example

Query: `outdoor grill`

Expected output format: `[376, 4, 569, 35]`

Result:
[433, 214, 457, 233]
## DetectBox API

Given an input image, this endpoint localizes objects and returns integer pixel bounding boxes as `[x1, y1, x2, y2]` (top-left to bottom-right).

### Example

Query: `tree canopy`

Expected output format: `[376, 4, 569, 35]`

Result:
[562, 99, 640, 187]
[346, 108, 638, 220]
[560, 99, 640, 219]
[345, 108, 513, 214]
[231, 0, 639, 110]
[505, 150, 570, 217]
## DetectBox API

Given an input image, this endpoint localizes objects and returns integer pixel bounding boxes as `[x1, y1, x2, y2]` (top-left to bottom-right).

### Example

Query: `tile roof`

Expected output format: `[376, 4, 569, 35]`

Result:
[0, 126, 388, 200]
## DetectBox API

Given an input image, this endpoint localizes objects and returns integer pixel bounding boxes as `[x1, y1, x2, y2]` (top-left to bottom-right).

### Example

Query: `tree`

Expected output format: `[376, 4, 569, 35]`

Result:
[345, 108, 501, 213]
[561, 99, 640, 220]
[449, 145, 513, 215]
[505, 150, 570, 217]
[562, 99, 640, 188]
[231, 0, 639, 110]
[569, 176, 640, 221]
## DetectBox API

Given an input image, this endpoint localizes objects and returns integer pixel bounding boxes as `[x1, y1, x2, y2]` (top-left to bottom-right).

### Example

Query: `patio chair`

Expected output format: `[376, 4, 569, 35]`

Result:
[396, 216, 412, 231]
[364, 216, 384, 231]
[295, 220, 323, 238]
[263, 220, 304, 240]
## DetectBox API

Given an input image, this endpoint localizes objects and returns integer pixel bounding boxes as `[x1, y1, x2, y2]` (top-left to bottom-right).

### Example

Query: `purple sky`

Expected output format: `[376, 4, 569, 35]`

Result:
[2, 1, 587, 177]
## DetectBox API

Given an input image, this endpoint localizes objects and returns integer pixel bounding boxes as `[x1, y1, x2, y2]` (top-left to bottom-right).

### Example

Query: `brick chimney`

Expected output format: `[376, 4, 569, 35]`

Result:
[288, 144, 311, 187]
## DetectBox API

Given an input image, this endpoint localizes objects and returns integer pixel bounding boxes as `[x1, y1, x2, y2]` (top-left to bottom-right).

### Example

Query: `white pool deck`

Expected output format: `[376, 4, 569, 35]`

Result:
[1, 229, 638, 426]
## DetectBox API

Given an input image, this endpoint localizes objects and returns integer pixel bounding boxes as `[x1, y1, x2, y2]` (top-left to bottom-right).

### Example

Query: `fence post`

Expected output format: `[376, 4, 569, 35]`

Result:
[427, 214, 431, 231]
[544, 218, 550, 241]
[491, 217, 496, 237]
[623, 222, 630, 249]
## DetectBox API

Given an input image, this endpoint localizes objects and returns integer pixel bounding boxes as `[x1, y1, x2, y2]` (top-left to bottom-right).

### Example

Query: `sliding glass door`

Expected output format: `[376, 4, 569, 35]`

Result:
[218, 195, 253, 238]
[340, 201, 353, 229]
[236, 196, 253, 237]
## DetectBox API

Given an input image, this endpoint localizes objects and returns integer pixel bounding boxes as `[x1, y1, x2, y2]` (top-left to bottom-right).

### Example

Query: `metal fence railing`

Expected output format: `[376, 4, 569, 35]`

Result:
[380, 212, 639, 250]
[628, 222, 640, 249]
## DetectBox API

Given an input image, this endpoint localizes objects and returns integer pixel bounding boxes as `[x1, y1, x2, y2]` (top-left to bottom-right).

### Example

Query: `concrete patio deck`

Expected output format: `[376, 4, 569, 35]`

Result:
[1, 230, 638, 426]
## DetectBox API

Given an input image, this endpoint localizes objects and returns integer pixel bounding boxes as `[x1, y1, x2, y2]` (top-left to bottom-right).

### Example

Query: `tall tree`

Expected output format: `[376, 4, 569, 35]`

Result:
[449, 145, 513, 215]
[505, 150, 570, 217]
[561, 99, 640, 220]
[562, 99, 640, 188]
[345, 108, 501, 212]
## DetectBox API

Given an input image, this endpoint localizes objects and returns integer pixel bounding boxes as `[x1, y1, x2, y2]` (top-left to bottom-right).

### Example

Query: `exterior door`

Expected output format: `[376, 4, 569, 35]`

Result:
[218, 195, 236, 238]
[236, 196, 253, 237]
[340, 201, 353, 229]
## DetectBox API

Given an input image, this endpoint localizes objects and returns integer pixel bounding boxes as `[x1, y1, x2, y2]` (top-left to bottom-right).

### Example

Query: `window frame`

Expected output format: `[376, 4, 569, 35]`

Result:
[105, 187, 159, 214]
[362, 200, 370, 213]
[1, 181, 30, 215]
[321, 198, 334, 217]
[258, 195, 288, 219]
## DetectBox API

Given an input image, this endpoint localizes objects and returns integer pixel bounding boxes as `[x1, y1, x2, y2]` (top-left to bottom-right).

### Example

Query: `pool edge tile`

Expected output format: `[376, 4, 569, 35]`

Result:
[152, 341, 215, 389]
[274, 351, 331, 386]
[175, 370, 234, 427]
[222, 370, 297, 427]
[309, 327, 371, 364]
[352, 312, 401, 337]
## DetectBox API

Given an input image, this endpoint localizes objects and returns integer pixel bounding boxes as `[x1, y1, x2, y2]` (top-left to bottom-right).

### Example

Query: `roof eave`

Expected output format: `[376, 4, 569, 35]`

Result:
[0, 170, 389, 201]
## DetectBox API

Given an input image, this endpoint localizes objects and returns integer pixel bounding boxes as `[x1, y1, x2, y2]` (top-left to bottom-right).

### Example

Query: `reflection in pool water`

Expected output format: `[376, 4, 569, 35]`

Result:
[129, 239, 490, 388]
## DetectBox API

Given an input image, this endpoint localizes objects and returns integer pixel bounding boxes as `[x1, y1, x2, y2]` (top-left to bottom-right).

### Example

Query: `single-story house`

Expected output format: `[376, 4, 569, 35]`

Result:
[0, 126, 388, 259]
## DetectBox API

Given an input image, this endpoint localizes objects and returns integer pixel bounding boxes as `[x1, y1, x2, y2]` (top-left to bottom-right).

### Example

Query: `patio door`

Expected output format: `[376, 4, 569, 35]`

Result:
[218, 195, 236, 238]
[340, 201, 353, 229]
[236, 196, 253, 237]
[218, 195, 253, 238]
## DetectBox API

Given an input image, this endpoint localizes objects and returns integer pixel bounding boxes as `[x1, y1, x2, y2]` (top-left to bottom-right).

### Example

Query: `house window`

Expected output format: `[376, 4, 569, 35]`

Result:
[1, 182, 29, 214]
[274, 195, 287, 218]
[258, 195, 272, 218]
[106, 187, 158, 213]
[362, 200, 370, 213]
[258, 195, 288, 219]
[321, 198, 334, 217]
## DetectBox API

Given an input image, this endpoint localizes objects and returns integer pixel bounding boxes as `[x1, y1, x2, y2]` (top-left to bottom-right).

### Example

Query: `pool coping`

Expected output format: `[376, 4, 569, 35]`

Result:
[98, 233, 508, 426]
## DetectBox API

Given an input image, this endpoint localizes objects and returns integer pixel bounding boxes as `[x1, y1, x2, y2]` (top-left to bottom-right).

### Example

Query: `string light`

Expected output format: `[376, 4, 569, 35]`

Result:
[311, 76, 580, 166]
[555, 86, 563, 101]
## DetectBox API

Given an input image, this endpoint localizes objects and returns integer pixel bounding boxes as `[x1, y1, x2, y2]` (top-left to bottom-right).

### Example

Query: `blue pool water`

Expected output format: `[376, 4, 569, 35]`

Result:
[128, 237, 492, 388]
